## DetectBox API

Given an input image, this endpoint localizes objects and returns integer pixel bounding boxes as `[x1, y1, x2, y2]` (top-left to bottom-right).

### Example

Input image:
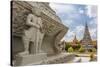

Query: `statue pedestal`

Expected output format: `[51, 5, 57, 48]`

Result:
[43, 53, 75, 64]
[14, 53, 47, 66]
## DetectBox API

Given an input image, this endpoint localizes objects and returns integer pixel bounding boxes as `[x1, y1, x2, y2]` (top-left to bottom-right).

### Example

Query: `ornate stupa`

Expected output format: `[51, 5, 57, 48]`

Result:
[81, 23, 92, 45]
[72, 34, 78, 45]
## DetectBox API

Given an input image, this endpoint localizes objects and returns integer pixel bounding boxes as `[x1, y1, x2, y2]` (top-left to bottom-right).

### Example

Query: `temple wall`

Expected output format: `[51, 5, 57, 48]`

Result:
[42, 35, 55, 56]
[12, 1, 68, 56]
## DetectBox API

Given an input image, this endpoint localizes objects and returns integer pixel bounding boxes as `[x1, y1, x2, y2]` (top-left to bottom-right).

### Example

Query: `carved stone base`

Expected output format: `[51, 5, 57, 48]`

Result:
[14, 53, 47, 66]
[13, 53, 75, 66]
[43, 53, 75, 64]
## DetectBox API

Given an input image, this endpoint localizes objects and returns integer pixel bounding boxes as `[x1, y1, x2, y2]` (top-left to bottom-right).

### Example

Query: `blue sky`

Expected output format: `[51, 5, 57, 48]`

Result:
[49, 3, 97, 42]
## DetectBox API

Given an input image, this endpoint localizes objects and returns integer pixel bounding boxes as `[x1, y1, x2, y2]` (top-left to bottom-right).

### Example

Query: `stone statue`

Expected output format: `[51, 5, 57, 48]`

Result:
[17, 13, 38, 55]
[32, 8, 45, 53]
[57, 41, 66, 53]
[36, 16, 44, 53]
[54, 30, 67, 53]
[60, 41, 66, 52]
[12, 2, 71, 65]
[17, 8, 44, 56]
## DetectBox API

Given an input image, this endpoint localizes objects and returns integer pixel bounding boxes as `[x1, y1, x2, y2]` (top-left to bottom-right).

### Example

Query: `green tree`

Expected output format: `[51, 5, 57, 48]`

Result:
[90, 52, 95, 61]
[92, 48, 96, 52]
[78, 46, 85, 53]
[77, 44, 81, 49]
[68, 47, 74, 52]
[65, 43, 71, 51]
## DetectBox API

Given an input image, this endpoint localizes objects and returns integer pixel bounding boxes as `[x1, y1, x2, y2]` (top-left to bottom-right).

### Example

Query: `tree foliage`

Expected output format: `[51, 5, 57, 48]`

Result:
[65, 43, 71, 51]
[78, 46, 85, 52]
[92, 48, 96, 52]
[68, 47, 74, 52]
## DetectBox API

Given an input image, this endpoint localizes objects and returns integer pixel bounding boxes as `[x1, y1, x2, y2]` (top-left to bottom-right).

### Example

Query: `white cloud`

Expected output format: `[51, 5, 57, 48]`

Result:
[65, 37, 73, 42]
[49, 3, 76, 14]
[62, 35, 74, 42]
[89, 18, 97, 25]
[61, 36, 67, 41]
[63, 20, 73, 27]
[79, 9, 84, 14]
[75, 25, 84, 40]
[78, 8, 85, 14]
[86, 5, 97, 18]
[67, 30, 75, 37]
[89, 28, 97, 38]
[75, 25, 84, 33]
[61, 30, 75, 42]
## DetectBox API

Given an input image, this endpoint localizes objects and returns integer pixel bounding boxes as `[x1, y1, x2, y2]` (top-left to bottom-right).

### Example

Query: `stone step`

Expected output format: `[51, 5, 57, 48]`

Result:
[27, 53, 75, 65]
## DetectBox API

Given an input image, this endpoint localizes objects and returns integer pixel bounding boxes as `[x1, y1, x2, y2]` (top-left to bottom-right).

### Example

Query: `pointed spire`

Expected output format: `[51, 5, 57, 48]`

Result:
[73, 33, 78, 45]
[81, 22, 92, 45]
[74, 34, 77, 41]
[85, 22, 88, 29]
[84, 21, 88, 32]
